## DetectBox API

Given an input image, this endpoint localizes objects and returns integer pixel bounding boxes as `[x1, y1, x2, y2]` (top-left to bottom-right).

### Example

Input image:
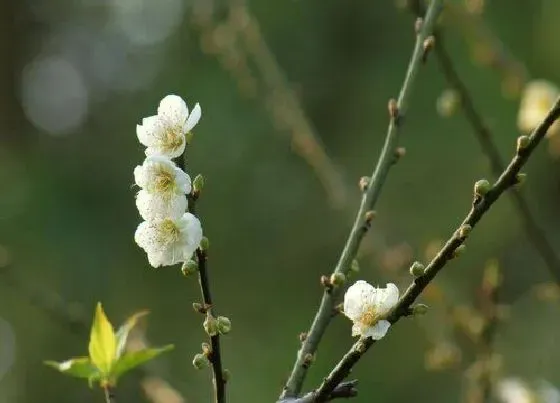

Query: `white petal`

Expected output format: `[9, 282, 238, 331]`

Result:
[363, 320, 391, 340]
[158, 95, 188, 126]
[134, 221, 153, 250]
[343, 280, 375, 321]
[136, 116, 160, 147]
[184, 103, 202, 132]
[377, 283, 399, 315]
[174, 166, 192, 194]
[136, 190, 187, 221]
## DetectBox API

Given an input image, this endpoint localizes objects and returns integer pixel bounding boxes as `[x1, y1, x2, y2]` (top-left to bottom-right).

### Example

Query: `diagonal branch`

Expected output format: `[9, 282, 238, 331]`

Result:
[408, 0, 560, 287]
[279, 0, 445, 398]
[303, 97, 560, 402]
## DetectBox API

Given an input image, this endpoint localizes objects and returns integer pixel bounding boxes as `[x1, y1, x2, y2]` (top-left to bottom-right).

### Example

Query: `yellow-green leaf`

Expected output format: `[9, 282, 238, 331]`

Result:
[88, 302, 117, 375]
[111, 345, 174, 381]
[115, 310, 149, 359]
[44, 357, 100, 380]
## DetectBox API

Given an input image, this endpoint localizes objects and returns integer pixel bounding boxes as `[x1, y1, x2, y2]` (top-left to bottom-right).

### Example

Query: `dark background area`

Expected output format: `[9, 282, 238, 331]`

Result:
[1, 0, 560, 402]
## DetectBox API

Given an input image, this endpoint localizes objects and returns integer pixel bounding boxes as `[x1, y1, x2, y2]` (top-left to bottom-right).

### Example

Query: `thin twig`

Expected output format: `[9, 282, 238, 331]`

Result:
[280, 380, 358, 403]
[196, 248, 226, 403]
[103, 386, 116, 403]
[279, 1, 445, 398]
[304, 97, 560, 402]
[409, 0, 560, 285]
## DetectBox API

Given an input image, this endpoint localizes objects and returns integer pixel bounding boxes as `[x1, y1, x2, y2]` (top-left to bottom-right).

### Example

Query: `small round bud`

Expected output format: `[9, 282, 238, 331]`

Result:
[222, 369, 231, 382]
[409, 261, 425, 277]
[474, 179, 491, 197]
[193, 174, 205, 194]
[458, 224, 472, 239]
[217, 316, 232, 335]
[193, 353, 210, 370]
[359, 176, 370, 192]
[515, 173, 527, 187]
[203, 315, 219, 336]
[181, 260, 198, 276]
[422, 36, 435, 61]
[365, 210, 376, 224]
[200, 236, 210, 251]
[299, 332, 308, 342]
[329, 272, 346, 287]
[320, 275, 331, 288]
[201, 342, 212, 355]
[193, 302, 206, 314]
[186, 131, 195, 145]
[452, 244, 466, 259]
[388, 99, 399, 119]
[412, 304, 429, 316]
[350, 259, 360, 274]
[517, 135, 530, 153]
[395, 147, 406, 160]
[415, 17, 423, 34]
[303, 353, 315, 367]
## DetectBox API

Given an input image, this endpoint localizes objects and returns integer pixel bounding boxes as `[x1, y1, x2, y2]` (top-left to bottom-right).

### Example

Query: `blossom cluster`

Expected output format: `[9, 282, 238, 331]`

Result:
[133, 95, 203, 268]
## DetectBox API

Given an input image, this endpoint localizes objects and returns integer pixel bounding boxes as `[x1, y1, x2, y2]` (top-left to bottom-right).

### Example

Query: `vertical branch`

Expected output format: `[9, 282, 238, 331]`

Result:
[279, 0, 445, 398]
[407, 0, 560, 284]
[196, 248, 226, 403]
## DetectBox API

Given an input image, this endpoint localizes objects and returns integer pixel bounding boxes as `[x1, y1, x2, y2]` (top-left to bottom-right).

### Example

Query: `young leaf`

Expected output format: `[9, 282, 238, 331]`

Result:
[115, 310, 149, 359]
[110, 345, 174, 381]
[44, 357, 99, 380]
[88, 303, 117, 375]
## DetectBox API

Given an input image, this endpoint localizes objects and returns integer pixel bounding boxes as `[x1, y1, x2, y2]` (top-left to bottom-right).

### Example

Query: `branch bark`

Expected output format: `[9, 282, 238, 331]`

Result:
[279, 0, 445, 398]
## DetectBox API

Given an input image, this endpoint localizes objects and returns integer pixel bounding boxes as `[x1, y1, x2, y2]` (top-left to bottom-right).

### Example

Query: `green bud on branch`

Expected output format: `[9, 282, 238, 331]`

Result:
[330, 272, 346, 287]
[181, 260, 198, 276]
[452, 244, 466, 259]
[409, 261, 425, 277]
[193, 174, 205, 194]
[516, 135, 530, 153]
[458, 224, 472, 239]
[412, 304, 429, 316]
[474, 179, 491, 197]
[203, 315, 219, 336]
[193, 353, 210, 370]
[200, 236, 210, 252]
[217, 316, 232, 335]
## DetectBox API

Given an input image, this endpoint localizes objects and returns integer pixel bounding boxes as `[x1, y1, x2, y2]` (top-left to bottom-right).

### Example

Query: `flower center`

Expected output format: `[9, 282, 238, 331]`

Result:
[154, 168, 175, 195]
[359, 306, 380, 327]
[158, 219, 180, 244]
[162, 127, 184, 153]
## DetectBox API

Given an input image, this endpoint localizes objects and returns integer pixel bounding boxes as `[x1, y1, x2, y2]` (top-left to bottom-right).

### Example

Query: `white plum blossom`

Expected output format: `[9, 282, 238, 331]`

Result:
[136, 95, 202, 158]
[496, 378, 535, 403]
[134, 156, 191, 221]
[517, 80, 560, 137]
[135, 212, 203, 268]
[343, 280, 399, 340]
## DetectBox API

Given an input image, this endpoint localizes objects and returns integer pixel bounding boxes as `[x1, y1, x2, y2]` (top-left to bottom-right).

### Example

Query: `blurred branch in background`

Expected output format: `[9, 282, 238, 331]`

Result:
[0, 256, 185, 403]
[191, 0, 348, 208]
[406, 0, 560, 286]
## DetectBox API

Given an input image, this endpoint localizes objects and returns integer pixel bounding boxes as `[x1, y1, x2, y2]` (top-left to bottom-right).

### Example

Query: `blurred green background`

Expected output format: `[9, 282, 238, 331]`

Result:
[2, 0, 560, 402]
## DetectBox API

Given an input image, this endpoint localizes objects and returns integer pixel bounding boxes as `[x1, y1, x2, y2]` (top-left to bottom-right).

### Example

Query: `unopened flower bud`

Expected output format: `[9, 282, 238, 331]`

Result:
[515, 173, 527, 187]
[182, 260, 198, 276]
[359, 176, 370, 192]
[350, 259, 360, 274]
[193, 353, 209, 369]
[193, 302, 206, 313]
[474, 179, 491, 197]
[330, 272, 346, 287]
[395, 147, 406, 160]
[217, 316, 232, 335]
[365, 210, 376, 224]
[223, 369, 231, 382]
[200, 236, 210, 251]
[409, 261, 425, 277]
[413, 304, 429, 316]
[388, 99, 399, 119]
[204, 314, 219, 336]
[517, 135, 530, 153]
[303, 353, 315, 368]
[201, 342, 212, 355]
[422, 36, 435, 61]
[458, 224, 472, 239]
[299, 332, 308, 342]
[452, 244, 466, 259]
[320, 275, 331, 288]
[193, 174, 205, 194]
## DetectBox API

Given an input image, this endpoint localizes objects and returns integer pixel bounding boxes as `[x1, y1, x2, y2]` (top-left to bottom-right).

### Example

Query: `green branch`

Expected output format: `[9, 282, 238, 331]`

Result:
[279, 0, 445, 399]
[301, 97, 560, 402]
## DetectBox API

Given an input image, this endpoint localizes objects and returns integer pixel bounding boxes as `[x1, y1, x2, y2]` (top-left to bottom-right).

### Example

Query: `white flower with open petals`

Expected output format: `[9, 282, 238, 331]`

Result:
[518, 80, 560, 137]
[134, 156, 191, 221]
[343, 280, 399, 340]
[135, 212, 203, 268]
[136, 95, 202, 158]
